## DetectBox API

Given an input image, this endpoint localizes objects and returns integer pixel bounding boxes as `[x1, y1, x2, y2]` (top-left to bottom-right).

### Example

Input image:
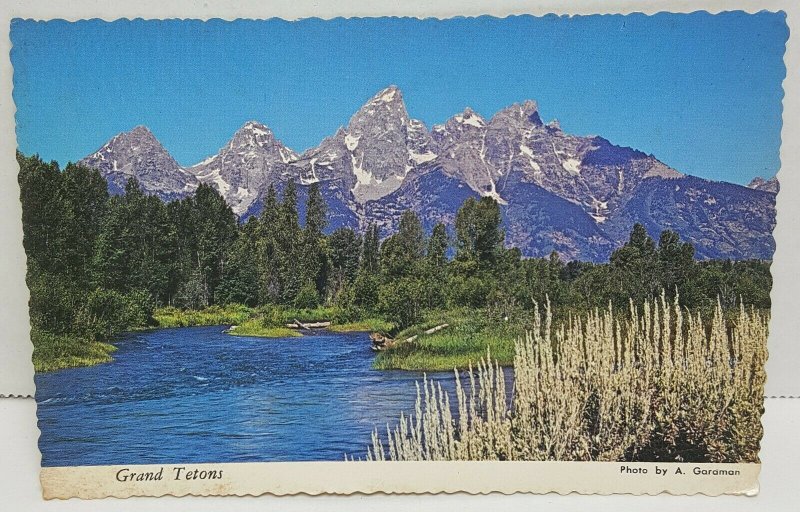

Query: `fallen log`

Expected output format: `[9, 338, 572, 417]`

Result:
[370, 323, 449, 351]
[402, 323, 449, 343]
[285, 320, 332, 329]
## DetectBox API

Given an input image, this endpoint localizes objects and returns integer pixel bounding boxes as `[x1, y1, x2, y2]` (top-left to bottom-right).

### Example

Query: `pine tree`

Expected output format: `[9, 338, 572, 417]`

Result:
[609, 223, 660, 306]
[302, 182, 328, 296]
[422, 222, 449, 309]
[216, 216, 260, 306]
[276, 180, 302, 304]
[17, 153, 68, 275]
[184, 183, 238, 306]
[328, 228, 361, 301]
[381, 210, 425, 279]
[256, 184, 280, 305]
[60, 163, 109, 284]
[657, 229, 696, 302]
[360, 224, 380, 275]
[427, 223, 448, 267]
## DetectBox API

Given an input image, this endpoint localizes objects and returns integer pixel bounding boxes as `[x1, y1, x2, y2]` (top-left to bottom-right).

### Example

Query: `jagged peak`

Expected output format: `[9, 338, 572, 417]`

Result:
[747, 175, 779, 193]
[129, 125, 154, 136]
[91, 125, 165, 156]
[546, 119, 561, 131]
[350, 85, 408, 122]
[241, 119, 270, 130]
[227, 120, 288, 152]
[115, 125, 160, 144]
[452, 107, 486, 128]
[346, 85, 411, 132]
[368, 85, 403, 105]
[235, 120, 275, 137]
[490, 100, 543, 127]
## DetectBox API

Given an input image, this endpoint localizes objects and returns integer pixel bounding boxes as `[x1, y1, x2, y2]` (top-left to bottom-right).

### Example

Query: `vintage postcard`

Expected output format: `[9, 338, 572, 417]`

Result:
[11, 10, 786, 498]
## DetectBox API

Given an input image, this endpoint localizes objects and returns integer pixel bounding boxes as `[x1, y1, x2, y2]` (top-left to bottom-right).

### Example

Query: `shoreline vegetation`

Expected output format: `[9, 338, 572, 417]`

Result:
[31, 329, 118, 373]
[19, 153, 773, 374]
[363, 296, 768, 464]
[153, 304, 393, 338]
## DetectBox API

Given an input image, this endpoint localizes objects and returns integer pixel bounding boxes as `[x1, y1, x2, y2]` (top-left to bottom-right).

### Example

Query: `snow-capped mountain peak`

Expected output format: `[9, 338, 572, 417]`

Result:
[291, 85, 437, 203]
[187, 120, 300, 215]
[77, 88, 776, 263]
[79, 125, 198, 201]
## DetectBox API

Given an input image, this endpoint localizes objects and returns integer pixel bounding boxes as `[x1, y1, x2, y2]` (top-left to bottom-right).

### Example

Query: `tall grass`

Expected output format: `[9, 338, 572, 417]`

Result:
[31, 328, 117, 372]
[374, 309, 519, 370]
[366, 294, 767, 463]
[153, 304, 253, 328]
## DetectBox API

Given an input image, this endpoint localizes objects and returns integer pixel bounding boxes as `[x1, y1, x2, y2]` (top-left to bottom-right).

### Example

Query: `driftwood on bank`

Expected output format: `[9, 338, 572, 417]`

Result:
[286, 319, 332, 329]
[371, 323, 449, 351]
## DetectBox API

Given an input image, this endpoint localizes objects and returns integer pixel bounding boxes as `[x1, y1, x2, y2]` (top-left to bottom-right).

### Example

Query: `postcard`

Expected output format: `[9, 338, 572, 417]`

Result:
[10, 10, 786, 498]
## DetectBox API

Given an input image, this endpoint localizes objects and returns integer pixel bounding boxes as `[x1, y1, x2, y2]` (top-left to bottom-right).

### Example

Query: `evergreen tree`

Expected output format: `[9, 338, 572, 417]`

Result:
[17, 153, 67, 275]
[216, 216, 260, 306]
[609, 223, 660, 306]
[422, 223, 449, 309]
[183, 183, 237, 306]
[360, 223, 381, 275]
[60, 163, 109, 284]
[657, 230, 696, 302]
[454, 196, 504, 267]
[256, 184, 280, 305]
[301, 182, 328, 296]
[427, 223, 448, 267]
[381, 210, 425, 279]
[328, 228, 362, 301]
[275, 180, 302, 304]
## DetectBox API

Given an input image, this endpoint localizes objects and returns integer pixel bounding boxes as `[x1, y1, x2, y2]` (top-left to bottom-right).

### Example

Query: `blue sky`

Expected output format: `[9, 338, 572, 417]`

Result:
[11, 12, 788, 184]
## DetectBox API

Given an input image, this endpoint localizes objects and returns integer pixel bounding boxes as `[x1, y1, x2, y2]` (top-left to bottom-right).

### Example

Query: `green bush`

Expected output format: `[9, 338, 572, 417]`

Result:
[378, 277, 424, 330]
[294, 281, 320, 309]
[447, 275, 489, 308]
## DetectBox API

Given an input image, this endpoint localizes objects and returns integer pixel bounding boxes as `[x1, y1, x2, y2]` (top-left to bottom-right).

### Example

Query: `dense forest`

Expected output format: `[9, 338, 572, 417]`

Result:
[18, 152, 773, 370]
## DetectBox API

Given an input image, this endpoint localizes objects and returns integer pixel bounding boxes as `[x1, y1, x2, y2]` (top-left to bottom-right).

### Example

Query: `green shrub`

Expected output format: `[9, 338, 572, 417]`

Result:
[294, 281, 320, 309]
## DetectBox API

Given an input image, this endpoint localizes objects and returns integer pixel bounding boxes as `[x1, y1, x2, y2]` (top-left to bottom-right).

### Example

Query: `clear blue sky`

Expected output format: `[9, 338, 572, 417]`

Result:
[11, 12, 788, 184]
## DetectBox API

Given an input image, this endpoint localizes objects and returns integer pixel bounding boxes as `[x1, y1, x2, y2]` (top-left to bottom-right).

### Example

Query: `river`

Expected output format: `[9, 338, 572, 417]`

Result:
[35, 326, 456, 466]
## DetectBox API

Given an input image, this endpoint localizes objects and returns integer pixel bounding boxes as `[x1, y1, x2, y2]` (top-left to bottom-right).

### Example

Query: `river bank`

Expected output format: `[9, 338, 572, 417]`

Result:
[31, 328, 118, 373]
[32, 303, 518, 373]
[32, 304, 397, 372]
[372, 309, 519, 371]
[155, 305, 393, 337]
[35, 326, 452, 465]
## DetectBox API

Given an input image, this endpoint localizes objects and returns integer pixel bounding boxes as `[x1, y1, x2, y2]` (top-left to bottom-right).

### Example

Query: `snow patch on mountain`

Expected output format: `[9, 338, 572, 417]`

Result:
[409, 150, 437, 164]
[562, 158, 582, 175]
[344, 133, 360, 151]
[196, 168, 231, 197]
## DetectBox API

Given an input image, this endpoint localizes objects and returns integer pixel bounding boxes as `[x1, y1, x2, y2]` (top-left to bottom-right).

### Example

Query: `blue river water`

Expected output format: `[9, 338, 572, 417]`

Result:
[35, 327, 456, 467]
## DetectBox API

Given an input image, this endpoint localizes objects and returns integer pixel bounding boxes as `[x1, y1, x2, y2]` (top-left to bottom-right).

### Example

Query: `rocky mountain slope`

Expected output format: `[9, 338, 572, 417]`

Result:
[187, 121, 299, 215]
[79, 126, 198, 201]
[78, 86, 778, 262]
[747, 176, 780, 194]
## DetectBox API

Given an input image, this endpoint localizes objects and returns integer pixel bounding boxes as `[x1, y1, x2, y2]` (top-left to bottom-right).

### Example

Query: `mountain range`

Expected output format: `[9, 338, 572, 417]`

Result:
[78, 86, 778, 262]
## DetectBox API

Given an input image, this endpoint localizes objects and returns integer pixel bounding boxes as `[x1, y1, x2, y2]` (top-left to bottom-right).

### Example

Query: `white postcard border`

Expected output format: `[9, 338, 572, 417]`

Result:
[40, 461, 760, 499]
[0, 0, 794, 499]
